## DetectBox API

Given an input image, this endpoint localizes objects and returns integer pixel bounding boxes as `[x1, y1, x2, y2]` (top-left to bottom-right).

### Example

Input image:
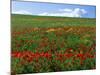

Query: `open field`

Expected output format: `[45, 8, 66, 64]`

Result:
[11, 14, 96, 74]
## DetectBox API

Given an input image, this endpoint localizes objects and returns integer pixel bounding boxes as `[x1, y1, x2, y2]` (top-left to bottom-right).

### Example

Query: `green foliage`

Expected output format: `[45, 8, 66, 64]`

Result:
[11, 14, 96, 74]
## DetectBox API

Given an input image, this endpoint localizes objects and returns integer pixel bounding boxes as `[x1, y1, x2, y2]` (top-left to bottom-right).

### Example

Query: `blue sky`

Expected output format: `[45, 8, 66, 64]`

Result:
[12, 1, 96, 18]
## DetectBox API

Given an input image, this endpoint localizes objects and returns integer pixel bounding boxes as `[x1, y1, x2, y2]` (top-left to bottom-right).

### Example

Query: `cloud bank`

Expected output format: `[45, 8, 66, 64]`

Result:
[12, 10, 32, 15]
[12, 8, 87, 17]
[38, 8, 87, 17]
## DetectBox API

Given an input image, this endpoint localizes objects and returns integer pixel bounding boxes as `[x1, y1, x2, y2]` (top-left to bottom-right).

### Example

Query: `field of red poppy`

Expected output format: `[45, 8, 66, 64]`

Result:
[11, 14, 96, 74]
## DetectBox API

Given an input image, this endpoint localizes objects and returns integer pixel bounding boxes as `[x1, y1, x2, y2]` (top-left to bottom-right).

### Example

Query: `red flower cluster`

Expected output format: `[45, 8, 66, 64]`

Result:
[12, 50, 95, 64]
[12, 51, 52, 62]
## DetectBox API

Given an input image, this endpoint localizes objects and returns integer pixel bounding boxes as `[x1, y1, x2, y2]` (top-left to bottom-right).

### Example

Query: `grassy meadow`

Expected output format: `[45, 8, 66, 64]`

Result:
[11, 14, 96, 74]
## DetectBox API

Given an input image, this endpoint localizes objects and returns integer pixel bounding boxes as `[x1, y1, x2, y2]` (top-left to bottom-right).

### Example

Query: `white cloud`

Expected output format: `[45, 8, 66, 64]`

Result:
[12, 10, 32, 15]
[12, 8, 87, 18]
[38, 12, 48, 15]
[38, 8, 87, 17]
[81, 9, 87, 14]
[59, 8, 73, 12]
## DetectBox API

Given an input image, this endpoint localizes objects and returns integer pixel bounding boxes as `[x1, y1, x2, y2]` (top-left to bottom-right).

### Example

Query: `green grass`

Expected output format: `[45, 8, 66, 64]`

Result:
[11, 14, 96, 29]
[11, 14, 96, 74]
